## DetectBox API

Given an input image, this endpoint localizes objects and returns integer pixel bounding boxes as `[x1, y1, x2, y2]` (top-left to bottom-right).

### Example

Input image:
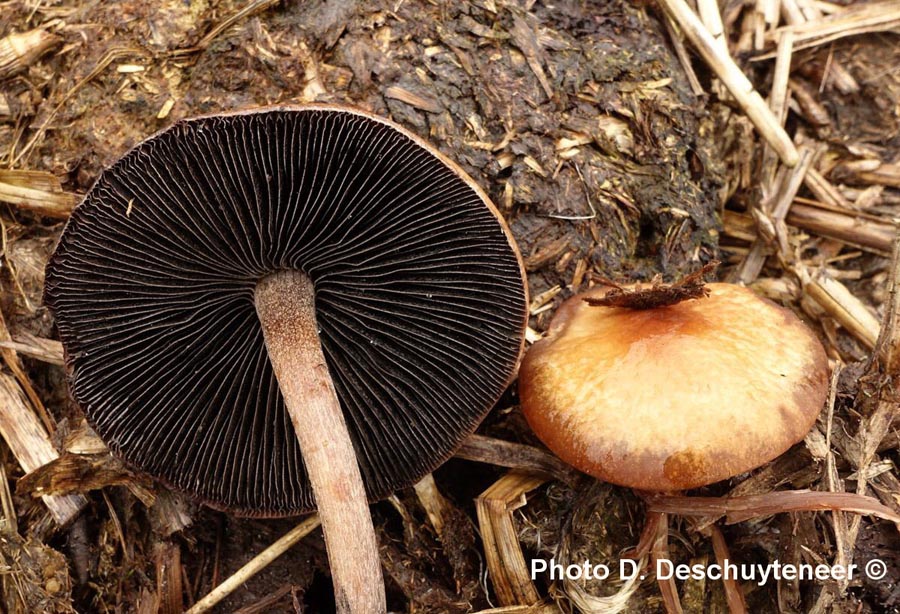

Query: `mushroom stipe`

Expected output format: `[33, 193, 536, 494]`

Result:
[45, 105, 529, 613]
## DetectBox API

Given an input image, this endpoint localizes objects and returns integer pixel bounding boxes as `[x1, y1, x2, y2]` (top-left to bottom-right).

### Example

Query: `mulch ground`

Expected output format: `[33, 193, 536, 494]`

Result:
[1, 0, 899, 612]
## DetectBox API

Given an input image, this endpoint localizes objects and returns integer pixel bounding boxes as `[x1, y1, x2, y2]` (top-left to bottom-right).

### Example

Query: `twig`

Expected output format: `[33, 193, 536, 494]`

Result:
[184, 515, 321, 614]
[709, 525, 748, 613]
[456, 434, 580, 485]
[644, 490, 900, 527]
[763, 1, 900, 53]
[786, 202, 894, 256]
[651, 512, 683, 614]
[735, 146, 815, 283]
[798, 267, 880, 349]
[166, 0, 281, 57]
[663, 16, 705, 97]
[656, 0, 800, 166]
[822, 366, 853, 593]
[760, 30, 794, 187]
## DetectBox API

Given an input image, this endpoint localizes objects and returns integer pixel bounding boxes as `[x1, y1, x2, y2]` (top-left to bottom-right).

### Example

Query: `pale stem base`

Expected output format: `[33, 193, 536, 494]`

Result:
[255, 270, 385, 614]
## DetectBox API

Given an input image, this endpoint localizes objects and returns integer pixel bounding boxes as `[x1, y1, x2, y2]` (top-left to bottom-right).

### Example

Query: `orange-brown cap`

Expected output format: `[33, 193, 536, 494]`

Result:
[519, 283, 828, 491]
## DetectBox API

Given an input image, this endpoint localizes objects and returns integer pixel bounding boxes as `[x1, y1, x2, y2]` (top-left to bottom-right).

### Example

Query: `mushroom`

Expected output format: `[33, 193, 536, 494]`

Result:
[45, 105, 529, 612]
[519, 281, 827, 491]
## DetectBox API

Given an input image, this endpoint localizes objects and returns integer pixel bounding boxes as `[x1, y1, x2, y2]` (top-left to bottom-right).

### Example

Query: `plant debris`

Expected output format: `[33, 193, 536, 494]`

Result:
[585, 260, 720, 309]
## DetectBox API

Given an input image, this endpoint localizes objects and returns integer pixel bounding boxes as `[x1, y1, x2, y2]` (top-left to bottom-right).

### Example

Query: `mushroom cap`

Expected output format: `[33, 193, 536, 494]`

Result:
[520, 283, 828, 491]
[45, 105, 528, 516]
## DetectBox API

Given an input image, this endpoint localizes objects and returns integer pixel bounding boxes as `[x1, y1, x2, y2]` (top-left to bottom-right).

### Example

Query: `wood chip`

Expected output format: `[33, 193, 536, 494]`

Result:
[384, 85, 444, 114]
[0, 170, 78, 218]
[157, 98, 175, 120]
[0, 28, 61, 80]
[0, 373, 86, 526]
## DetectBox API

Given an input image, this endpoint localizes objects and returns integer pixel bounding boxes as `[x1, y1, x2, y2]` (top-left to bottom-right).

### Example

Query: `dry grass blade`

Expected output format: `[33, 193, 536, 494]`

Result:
[650, 512, 683, 614]
[735, 146, 816, 283]
[838, 235, 900, 565]
[766, 1, 900, 52]
[803, 168, 855, 210]
[832, 159, 900, 189]
[0, 170, 78, 218]
[185, 515, 321, 614]
[0, 461, 16, 537]
[155, 541, 183, 614]
[231, 584, 294, 614]
[167, 0, 280, 57]
[786, 202, 895, 256]
[768, 31, 793, 128]
[476, 471, 546, 607]
[456, 434, 580, 484]
[0, 307, 56, 435]
[472, 605, 560, 613]
[662, 16, 705, 96]
[758, 30, 793, 187]
[0, 332, 64, 366]
[0, 461, 20, 614]
[413, 473, 448, 537]
[644, 490, 900, 526]
[798, 267, 881, 349]
[657, 0, 799, 166]
[0, 372, 86, 526]
[821, 365, 853, 593]
[870, 235, 900, 372]
[696, 0, 727, 53]
[709, 525, 748, 613]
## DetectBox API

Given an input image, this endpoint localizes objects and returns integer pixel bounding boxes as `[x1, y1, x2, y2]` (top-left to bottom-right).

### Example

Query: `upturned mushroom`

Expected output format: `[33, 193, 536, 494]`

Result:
[45, 105, 528, 612]
[519, 277, 828, 491]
